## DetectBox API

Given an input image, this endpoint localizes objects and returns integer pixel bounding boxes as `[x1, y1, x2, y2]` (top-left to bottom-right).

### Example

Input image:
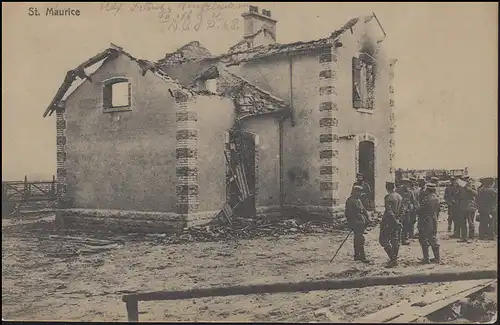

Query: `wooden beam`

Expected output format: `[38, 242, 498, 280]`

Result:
[122, 270, 497, 303]
[356, 279, 496, 323]
[389, 280, 496, 323]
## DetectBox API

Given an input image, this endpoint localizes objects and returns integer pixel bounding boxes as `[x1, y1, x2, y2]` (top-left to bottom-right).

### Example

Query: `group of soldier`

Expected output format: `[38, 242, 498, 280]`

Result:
[345, 173, 498, 268]
[444, 176, 498, 241]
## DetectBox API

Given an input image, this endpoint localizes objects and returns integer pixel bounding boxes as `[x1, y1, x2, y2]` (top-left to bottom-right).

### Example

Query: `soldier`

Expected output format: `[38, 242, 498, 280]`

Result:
[444, 180, 455, 232]
[414, 177, 428, 238]
[396, 178, 416, 245]
[477, 177, 498, 240]
[449, 176, 462, 238]
[408, 176, 420, 239]
[418, 177, 426, 189]
[417, 183, 441, 264]
[457, 176, 478, 243]
[345, 185, 371, 263]
[379, 180, 403, 267]
[352, 173, 373, 211]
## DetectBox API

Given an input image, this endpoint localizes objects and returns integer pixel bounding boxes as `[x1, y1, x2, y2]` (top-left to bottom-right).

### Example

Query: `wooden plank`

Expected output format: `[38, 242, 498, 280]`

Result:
[122, 270, 497, 303]
[48, 235, 123, 246]
[356, 279, 496, 323]
[390, 279, 496, 323]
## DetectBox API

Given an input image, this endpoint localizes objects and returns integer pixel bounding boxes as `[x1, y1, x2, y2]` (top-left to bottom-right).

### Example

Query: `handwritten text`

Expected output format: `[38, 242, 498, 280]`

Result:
[100, 2, 242, 32]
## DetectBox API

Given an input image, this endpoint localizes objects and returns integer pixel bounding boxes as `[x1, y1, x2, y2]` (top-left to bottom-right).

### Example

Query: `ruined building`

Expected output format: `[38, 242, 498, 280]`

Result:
[44, 7, 396, 230]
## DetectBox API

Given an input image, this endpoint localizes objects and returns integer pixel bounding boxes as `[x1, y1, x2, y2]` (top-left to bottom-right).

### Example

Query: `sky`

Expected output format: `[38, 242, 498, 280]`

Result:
[2, 2, 498, 180]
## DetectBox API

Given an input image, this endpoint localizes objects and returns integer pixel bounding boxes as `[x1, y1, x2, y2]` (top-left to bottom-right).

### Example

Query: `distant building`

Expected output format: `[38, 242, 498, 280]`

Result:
[395, 168, 467, 182]
[44, 6, 395, 228]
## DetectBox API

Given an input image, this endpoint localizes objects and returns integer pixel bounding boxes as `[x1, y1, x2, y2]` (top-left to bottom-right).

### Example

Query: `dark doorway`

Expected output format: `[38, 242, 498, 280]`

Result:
[225, 129, 256, 218]
[358, 140, 375, 201]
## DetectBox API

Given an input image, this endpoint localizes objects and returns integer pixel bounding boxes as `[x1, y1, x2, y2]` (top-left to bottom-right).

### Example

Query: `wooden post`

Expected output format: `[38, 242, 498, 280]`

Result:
[51, 175, 56, 197]
[24, 175, 29, 201]
[125, 300, 139, 322]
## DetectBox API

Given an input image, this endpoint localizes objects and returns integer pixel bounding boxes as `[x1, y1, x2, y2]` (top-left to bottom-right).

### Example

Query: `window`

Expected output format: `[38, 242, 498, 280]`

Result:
[102, 78, 131, 112]
[352, 54, 376, 110]
[199, 78, 218, 93]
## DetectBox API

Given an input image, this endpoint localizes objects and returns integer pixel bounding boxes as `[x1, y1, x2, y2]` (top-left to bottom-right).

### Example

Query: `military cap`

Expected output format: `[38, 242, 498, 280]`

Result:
[400, 178, 410, 183]
[426, 183, 437, 189]
[356, 173, 364, 177]
[409, 176, 417, 182]
[431, 177, 439, 182]
[352, 185, 363, 191]
[385, 179, 396, 185]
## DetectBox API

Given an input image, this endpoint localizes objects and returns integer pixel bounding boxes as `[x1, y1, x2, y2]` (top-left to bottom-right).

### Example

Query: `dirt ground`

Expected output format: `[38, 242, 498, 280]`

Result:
[2, 212, 497, 322]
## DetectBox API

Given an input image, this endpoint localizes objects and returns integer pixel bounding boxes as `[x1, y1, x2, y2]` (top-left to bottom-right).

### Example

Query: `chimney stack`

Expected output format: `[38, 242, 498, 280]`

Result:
[262, 9, 271, 17]
[241, 6, 277, 40]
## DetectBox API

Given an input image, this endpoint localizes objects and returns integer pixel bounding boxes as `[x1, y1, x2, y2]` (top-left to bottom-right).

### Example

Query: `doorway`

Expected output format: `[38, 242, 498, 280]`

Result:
[225, 129, 256, 218]
[358, 140, 375, 201]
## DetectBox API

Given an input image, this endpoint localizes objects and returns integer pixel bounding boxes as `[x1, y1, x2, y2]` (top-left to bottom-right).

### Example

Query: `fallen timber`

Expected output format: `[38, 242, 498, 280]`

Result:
[121, 269, 497, 322]
[355, 279, 497, 323]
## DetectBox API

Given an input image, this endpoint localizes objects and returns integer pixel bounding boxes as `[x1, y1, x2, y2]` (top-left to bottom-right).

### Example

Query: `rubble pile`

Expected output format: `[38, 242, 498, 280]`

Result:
[152, 211, 383, 245]
[4, 210, 383, 245]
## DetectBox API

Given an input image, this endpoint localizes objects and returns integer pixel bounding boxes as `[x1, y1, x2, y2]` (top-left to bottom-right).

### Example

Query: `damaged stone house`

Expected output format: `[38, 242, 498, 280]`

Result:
[44, 6, 396, 230]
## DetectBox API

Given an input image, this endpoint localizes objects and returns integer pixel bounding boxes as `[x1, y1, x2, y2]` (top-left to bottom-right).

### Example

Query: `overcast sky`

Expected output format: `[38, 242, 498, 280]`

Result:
[2, 2, 498, 180]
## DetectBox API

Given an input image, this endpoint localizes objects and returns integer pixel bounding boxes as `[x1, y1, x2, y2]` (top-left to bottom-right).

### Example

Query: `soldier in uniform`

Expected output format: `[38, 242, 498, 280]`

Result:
[352, 173, 373, 211]
[408, 176, 420, 238]
[477, 177, 498, 240]
[414, 177, 428, 238]
[418, 177, 426, 191]
[379, 180, 403, 267]
[457, 176, 478, 243]
[345, 185, 371, 263]
[449, 176, 462, 238]
[396, 178, 416, 245]
[444, 180, 455, 232]
[417, 183, 441, 263]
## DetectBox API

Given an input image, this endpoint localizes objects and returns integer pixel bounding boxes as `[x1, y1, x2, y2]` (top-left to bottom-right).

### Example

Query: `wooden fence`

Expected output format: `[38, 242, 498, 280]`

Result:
[2, 176, 57, 214]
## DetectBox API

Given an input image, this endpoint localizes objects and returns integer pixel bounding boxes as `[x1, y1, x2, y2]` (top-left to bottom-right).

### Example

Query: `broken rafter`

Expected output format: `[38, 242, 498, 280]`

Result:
[43, 48, 115, 117]
[44, 70, 76, 117]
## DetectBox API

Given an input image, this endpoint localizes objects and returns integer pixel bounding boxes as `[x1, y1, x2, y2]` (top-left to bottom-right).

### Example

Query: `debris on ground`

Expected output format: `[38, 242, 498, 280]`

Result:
[3, 211, 383, 246]
[151, 211, 383, 245]
[36, 235, 124, 258]
[2, 209, 496, 322]
[426, 283, 498, 323]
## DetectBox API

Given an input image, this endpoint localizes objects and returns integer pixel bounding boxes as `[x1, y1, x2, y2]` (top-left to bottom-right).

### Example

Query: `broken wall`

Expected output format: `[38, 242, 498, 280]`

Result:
[191, 95, 236, 212]
[239, 115, 281, 208]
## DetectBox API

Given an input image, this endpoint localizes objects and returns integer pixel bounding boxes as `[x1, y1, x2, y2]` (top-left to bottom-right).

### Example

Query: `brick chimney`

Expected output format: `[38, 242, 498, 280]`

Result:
[241, 6, 277, 41]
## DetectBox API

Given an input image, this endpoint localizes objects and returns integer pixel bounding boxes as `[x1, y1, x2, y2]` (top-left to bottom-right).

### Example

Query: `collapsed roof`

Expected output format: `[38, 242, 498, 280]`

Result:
[43, 43, 289, 120]
[44, 15, 371, 119]
[42, 44, 194, 118]
[157, 41, 213, 67]
[194, 64, 290, 120]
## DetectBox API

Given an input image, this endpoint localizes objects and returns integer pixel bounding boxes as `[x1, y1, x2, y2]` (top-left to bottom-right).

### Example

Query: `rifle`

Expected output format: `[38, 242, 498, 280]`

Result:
[330, 230, 353, 263]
